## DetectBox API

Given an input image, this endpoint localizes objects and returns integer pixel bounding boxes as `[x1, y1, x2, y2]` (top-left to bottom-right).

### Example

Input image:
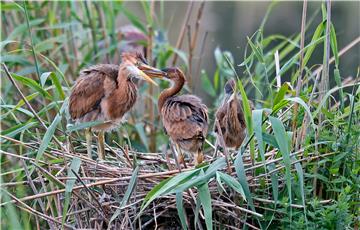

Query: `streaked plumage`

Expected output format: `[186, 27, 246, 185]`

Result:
[215, 79, 246, 149]
[69, 64, 137, 131]
[69, 52, 166, 159]
[158, 67, 208, 165]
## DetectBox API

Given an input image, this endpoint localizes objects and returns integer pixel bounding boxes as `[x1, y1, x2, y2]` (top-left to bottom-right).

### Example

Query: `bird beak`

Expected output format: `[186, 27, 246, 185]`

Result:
[138, 70, 159, 86]
[138, 64, 167, 79]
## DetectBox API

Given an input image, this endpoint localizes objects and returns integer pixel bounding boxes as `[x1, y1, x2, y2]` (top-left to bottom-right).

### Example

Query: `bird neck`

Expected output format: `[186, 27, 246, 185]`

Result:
[117, 65, 132, 86]
[158, 75, 185, 112]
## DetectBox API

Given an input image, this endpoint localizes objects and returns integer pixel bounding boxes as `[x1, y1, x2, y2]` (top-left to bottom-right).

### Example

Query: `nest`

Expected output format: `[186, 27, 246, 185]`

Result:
[3, 136, 312, 230]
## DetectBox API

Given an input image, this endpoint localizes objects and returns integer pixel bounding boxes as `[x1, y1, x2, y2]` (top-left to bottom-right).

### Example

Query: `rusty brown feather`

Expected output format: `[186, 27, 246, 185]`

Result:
[158, 67, 208, 165]
[215, 79, 246, 149]
[69, 63, 137, 131]
[68, 52, 166, 160]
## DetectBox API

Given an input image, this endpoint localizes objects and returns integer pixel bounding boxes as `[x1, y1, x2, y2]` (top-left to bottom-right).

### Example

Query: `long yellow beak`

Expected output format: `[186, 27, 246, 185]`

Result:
[138, 70, 159, 86]
[138, 64, 167, 78]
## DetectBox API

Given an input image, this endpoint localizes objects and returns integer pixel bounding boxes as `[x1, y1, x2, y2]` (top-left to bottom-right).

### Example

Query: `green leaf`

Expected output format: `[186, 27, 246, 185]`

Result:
[140, 169, 200, 215]
[294, 161, 305, 209]
[269, 116, 292, 210]
[217, 171, 246, 201]
[273, 82, 290, 106]
[34, 99, 68, 166]
[0, 122, 37, 140]
[0, 92, 41, 119]
[176, 192, 188, 230]
[234, 153, 256, 212]
[40, 72, 65, 100]
[8, 72, 52, 99]
[174, 158, 226, 192]
[62, 157, 81, 227]
[330, 23, 339, 67]
[253, 109, 265, 163]
[35, 114, 62, 162]
[247, 36, 264, 63]
[285, 97, 315, 128]
[303, 21, 325, 68]
[334, 68, 344, 110]
[215, 172, 227, 194]
[213, 68, 220, 90]
[198, 182, 212, 230]
[268, 163, 279, 202]
[120, 166, 139, 207]
[194, 195, 201, 229]
[0, 188, 22, 230]
[0, 105, 33, 119]
[201, 70, 217, 97]
[313, 83, 359, 118]
[110, 166, 139, 224]
[262, 132, 279, 149]
[7, 18, 45, 40]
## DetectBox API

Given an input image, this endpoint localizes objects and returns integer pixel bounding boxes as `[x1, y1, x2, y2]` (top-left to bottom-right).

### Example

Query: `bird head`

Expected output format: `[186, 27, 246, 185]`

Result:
[121, 52, 167, 86]
[224, 79, 236, 95]
[160, 67, 185, 81]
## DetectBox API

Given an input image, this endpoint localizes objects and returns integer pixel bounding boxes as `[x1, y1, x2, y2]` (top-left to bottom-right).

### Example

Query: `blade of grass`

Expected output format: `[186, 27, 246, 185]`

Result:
[61, 157, 81, 228]
[109, 166, 139, 225]
[269, 116, 292, 221]
[176, 192, 188, 230]
[198, 180, 212, 230]
[217, 171, 246, 201]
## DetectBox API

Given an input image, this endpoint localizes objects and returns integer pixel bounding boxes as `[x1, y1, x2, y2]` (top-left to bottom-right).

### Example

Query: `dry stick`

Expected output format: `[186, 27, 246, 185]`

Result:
[187, 24, 193, 88]
[312, 36, 360, 77]
[215, 120, 232, 174]
[94, 2, 110, 63]
[147, 24, 157, 153]
[188, 1, 205, 88]
[314, 0, 332, 198]
[2, 189, 74, 229]
[299, 36, 360, 145]
[71, 169, 107, 220]
[113, 141, 133, 168]
[190, 1, 205, 51]
[0, 169, 193, 207]
[212, 200, 263, 218]
[171, 1, 194, 65]
[253, 197, 333, 210]
[1, 63, 68, 153]
[195, 31, 209, 78]
[0, 149, 46, 165]
[20, 160, 54, 229]
[36, 168, 58, 226]
[255, 152, 337, 179]
[292, 0, 307, 150]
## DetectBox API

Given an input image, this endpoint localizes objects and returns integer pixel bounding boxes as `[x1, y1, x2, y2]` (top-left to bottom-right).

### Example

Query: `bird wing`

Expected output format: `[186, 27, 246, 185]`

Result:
[162, 94, 208, 140]
[214, 101, 227, 133]
[69, 64, 119, 120]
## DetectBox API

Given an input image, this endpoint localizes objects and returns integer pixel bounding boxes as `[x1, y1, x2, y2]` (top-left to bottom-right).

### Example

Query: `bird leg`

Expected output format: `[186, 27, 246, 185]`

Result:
[170, 143, 182, 172]
[97, 131, 105, 160]
[85, 128, 93, 159]
[213, 137, 220, 158]
[175, 144, 187, 168]
[194, 150, 204, 166]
